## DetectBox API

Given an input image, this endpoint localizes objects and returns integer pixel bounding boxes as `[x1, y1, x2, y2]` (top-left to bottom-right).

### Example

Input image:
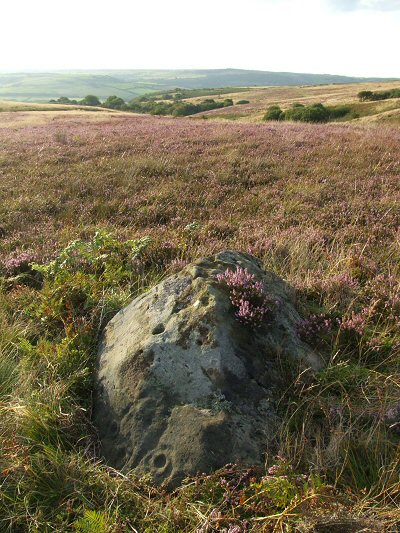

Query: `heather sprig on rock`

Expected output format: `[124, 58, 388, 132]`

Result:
[216, 266, 276, 327]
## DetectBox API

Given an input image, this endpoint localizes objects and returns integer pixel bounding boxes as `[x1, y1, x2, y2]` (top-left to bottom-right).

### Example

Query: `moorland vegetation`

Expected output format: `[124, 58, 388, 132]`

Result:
[0, 105, 399, 531]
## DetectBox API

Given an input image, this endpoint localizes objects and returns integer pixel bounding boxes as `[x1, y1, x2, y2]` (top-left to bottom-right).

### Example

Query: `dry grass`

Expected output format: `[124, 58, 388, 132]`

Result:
[183, 81, 400, 123]
[0, 109, 131, 129]
[0, 100, 132, 129]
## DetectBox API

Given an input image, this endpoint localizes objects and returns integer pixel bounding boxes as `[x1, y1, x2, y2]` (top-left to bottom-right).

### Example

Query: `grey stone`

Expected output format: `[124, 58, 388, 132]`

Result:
[93, 251, 322, 487]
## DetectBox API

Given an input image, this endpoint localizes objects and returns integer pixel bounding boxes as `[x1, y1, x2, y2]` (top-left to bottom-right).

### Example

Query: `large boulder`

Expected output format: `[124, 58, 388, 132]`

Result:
[93, 251, 321, 487]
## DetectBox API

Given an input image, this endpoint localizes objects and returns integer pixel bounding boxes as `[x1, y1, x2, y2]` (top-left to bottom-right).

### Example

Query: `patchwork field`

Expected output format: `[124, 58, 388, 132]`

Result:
[0, 97, 399, 531]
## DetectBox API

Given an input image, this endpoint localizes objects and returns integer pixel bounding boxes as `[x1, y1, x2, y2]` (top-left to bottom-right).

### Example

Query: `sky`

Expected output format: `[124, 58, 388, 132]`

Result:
[1, 0, 399, 77]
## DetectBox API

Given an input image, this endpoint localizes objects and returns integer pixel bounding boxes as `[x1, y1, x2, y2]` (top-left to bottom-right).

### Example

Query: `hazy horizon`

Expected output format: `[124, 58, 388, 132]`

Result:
[0, 67, 398, 80]
[2, 0, 399, 78]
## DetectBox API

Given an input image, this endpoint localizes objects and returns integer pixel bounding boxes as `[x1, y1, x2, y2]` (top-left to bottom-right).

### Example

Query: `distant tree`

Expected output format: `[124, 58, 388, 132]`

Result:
[103, 95, 126, 110]
[197, 99, 219, 112]
[263, 105, 284, 121]
[172, 103, 198, 116]
[80, 95, 101, 106]
[149, 102, 172, 115]
[49, 96, 77, 105]
[302, 103, 329, 122]
[358, 88, 400, 102]
[285, 103, 329, 123]
[358, 90, 373, 101]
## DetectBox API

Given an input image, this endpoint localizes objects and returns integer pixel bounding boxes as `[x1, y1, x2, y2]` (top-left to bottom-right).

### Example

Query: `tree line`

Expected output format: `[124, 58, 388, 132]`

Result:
[48, 93, 250, 117]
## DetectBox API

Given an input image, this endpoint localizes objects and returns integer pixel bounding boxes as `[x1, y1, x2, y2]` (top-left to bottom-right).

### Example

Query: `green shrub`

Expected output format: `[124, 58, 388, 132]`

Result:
[263, 105, 284, 121]
[327, 104, 353, 119]
[358, 90, 373, 101]
[197, 99, 220, 112]
[172, 103, 199, 117]
[285, 103, 329, 123]
[79, 95, 101, 107]
[102, 95, 126, 110]
[265, 102, 356, 123]
[237, 100, 250, 105]
[358, 88, 400, 102]
[49, 97, 78, 105]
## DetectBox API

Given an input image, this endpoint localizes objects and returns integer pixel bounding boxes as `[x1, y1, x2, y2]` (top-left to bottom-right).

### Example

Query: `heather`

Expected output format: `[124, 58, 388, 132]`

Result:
[0, 113, 399, 531]
[216, 267, 276, 327]
[1, 115, 399, 258]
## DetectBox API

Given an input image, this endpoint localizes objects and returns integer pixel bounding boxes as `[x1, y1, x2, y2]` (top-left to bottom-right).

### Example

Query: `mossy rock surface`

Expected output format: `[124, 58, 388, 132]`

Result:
[94, 251, 321, 487]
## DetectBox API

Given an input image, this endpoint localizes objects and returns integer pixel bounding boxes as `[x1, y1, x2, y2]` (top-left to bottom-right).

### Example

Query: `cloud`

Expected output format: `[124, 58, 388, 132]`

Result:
[326, 0, 400, 10]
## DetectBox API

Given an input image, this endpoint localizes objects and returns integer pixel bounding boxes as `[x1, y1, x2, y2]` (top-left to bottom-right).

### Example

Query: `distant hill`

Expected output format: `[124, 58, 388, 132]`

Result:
[0, 69, 397, 102]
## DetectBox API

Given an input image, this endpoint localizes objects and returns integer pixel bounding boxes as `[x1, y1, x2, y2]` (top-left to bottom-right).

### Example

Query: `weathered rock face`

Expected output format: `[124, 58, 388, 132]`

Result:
[93, 251, 321, 487]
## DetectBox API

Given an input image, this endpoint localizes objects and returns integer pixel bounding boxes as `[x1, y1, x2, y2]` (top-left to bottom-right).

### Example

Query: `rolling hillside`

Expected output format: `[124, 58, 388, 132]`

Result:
[0, 68, 397, 102]
[2, 81, 400, 126]
[182, 81, 400, 124]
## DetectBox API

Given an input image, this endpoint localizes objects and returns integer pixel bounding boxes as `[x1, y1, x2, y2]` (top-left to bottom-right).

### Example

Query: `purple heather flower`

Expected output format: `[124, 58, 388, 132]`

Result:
[217, 266, 274, 327]
[296, 313, 335, 343]
[2, 251, 37, 275]
[168, 258, 189, 272]
[268, 464, 280, 475]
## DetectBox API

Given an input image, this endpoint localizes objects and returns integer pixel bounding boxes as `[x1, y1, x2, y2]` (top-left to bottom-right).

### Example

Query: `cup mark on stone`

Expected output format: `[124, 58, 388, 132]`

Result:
[153, 453, 167, 469]
[109, 421, 119, 437]
[152, 323, 165, 335]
